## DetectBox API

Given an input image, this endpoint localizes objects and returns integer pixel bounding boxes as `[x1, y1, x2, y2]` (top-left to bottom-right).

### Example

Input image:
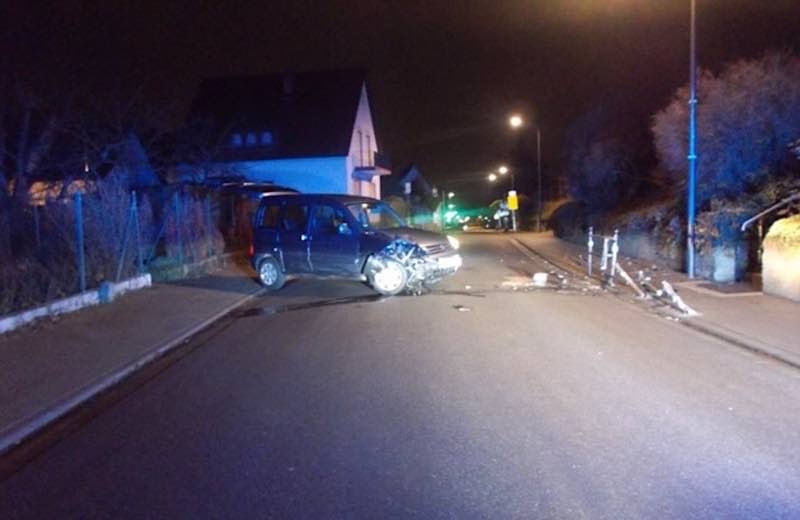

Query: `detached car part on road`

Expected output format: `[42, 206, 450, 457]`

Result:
[251, 194, 462, 295]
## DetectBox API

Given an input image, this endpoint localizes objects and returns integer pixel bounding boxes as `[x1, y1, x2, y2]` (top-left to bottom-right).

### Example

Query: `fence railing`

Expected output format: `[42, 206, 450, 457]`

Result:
[1, 182, 228, 317]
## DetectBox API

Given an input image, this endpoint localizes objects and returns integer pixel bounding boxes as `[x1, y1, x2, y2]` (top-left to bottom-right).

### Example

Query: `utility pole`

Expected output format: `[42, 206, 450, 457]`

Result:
[687, 0, 698, 278]
[536, 127, 542, 233]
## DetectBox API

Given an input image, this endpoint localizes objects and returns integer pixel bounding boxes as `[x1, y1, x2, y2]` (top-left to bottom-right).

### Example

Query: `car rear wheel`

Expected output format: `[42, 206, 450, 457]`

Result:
[258, 257, 286, 290]
[367, 258, 408, 296]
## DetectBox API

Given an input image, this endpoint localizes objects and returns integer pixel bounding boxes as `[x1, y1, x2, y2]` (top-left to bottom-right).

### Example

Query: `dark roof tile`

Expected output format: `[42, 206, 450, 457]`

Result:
[189, 69, 366, 160]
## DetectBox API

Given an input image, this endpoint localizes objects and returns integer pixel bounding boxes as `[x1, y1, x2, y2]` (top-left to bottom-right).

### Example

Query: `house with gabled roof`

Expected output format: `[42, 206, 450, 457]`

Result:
[188, 69, 390, 198]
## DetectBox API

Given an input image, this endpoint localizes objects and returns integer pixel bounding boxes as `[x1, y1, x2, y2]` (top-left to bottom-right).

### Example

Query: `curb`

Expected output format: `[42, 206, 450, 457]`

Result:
[510, 236, 800, 372]
[0, 287, 265, 456]
[680, 318, 800, 371]
[0, 274, 153, 335]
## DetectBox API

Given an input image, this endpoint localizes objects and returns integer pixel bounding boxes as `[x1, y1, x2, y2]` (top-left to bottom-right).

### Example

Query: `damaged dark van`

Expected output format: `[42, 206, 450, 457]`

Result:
[251, 194, 462, 295]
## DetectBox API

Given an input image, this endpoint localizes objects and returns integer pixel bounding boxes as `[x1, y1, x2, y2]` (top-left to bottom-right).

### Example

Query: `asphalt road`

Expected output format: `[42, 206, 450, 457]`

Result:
[3, 233, 800, 519]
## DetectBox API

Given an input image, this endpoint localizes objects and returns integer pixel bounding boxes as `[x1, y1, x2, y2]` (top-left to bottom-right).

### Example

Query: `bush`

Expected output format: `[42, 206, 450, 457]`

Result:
[550, 200, 588, 240]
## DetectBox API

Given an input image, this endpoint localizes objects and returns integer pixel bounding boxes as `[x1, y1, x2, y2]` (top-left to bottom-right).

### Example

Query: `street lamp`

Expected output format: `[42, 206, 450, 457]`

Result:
[509, 113, 543, 232]
[498, 165, 514, 189]
[488, 173, 498, 182]
[687, 0, 698, 278]
[448, 191, 455, 199]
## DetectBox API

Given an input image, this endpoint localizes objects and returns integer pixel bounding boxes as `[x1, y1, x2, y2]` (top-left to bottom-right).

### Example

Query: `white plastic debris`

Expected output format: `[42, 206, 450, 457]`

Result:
[532, 272, 549, 287]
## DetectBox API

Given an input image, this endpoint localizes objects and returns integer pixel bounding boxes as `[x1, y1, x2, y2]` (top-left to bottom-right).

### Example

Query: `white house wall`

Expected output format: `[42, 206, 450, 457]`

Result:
[233, 157, 348, 193]
[345, 155, 379, 199]
[347, 83, 382, 199]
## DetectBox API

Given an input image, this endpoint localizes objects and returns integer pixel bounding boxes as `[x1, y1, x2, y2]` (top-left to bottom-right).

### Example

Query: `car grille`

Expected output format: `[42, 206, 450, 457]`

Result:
[422, 243, 448, 255]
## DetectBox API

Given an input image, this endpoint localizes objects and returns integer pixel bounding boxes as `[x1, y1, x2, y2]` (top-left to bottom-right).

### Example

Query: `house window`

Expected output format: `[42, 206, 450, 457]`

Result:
[245, 132, 257, 146]
[260, 131, 273, 146]
[230, 133, 243, 147]
[358, 130, 364, 167]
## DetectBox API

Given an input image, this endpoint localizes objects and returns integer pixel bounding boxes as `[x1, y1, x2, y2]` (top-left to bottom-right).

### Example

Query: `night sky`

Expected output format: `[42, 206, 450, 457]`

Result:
[3, 1, 800, 200]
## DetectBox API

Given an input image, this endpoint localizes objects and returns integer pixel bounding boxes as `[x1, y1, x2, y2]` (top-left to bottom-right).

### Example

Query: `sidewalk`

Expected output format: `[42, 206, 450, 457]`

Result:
[514, 232, 800, 368]
[0, 258, 262, 454]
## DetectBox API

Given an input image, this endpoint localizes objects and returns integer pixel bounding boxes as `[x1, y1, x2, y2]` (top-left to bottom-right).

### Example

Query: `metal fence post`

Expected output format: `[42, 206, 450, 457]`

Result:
[132, 191, 144, 274]
[173, 190, 184, 265]
[204, 196, 214, 257]
[587, 226, 594, 276]
[115, 193, 133, 282]
[33, 204, 41, 249]
[611, 229, 620, 277]
[187, 194, 196, 264]
[75, 191, 86, 292]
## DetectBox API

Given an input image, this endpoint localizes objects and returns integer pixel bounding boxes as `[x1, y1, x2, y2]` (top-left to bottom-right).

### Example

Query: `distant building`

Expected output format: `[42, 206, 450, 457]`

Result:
[382, 164, 433, 200]
[382, 164, 439, 229]
[188, 69, 390, 197]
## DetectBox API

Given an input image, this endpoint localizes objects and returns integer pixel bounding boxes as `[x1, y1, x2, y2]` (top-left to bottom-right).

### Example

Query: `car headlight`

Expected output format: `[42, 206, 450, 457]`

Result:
[447, 235, 460, 250]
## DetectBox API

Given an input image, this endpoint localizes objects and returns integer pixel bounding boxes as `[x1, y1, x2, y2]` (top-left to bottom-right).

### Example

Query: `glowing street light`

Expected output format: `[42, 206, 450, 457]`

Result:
[509, 113, 543, 232]
[448, 191, 455, 199]
[488, 173, 498, 182]
[498, 165, 509, 175]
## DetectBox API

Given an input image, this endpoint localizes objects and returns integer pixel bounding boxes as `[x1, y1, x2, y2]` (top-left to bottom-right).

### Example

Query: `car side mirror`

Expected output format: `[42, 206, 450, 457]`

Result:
[337, 222, 352, 235]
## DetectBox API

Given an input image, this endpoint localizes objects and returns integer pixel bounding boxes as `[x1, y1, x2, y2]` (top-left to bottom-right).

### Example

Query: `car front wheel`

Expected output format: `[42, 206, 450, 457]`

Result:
[258, 257, 286, 290]
[367, 258, 409, 296]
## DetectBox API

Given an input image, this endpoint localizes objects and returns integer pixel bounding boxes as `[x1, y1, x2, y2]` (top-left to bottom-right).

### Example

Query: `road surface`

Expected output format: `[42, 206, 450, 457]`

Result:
[2, 233, 800, 519]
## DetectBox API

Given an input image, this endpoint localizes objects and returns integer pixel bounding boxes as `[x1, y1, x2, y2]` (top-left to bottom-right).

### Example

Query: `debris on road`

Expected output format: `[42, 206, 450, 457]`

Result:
[532, 273, 549, 287]
[453, 305, 472, 312]
[661, 281, 699, 316]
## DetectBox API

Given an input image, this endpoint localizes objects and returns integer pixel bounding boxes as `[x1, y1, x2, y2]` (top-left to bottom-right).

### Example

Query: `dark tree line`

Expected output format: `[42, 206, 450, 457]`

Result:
[563, 51, 800, 214]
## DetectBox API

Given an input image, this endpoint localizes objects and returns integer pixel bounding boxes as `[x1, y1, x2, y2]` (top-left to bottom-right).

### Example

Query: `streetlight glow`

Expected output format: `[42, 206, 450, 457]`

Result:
[488, 173, 498, 182]
[498, 165, 509, 175]
[509, 115, 523, 128]
[448, 191, 455, 199]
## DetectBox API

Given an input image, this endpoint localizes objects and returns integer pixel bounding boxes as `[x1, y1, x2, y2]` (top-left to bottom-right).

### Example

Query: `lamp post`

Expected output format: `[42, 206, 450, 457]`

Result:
[509, 114, 543, 232]
[687, 0, 698, 278]
[498, 165, 518, 231]
[488, 172, 516, 232]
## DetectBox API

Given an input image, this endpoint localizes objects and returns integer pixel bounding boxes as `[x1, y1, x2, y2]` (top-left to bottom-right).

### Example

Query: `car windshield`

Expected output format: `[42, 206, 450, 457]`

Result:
[347, 201, 406, 230]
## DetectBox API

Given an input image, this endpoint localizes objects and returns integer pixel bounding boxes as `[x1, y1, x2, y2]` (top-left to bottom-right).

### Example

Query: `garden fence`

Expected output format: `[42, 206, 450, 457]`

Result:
[0, 184, 227, 316]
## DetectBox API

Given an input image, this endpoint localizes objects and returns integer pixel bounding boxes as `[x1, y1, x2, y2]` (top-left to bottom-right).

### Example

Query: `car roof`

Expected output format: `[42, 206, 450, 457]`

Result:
[259, 193, 380, 205]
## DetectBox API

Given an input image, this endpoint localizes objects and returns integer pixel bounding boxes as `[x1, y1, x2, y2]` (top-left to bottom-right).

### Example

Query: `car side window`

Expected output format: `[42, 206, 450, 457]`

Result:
[260, 203, 281, 229]
[312, 204, 347, 235]
[282, 203, 308, 232]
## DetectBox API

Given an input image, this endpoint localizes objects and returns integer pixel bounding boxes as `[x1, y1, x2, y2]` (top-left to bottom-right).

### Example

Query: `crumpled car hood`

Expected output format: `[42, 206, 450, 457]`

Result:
[383, 227, 449, 249]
